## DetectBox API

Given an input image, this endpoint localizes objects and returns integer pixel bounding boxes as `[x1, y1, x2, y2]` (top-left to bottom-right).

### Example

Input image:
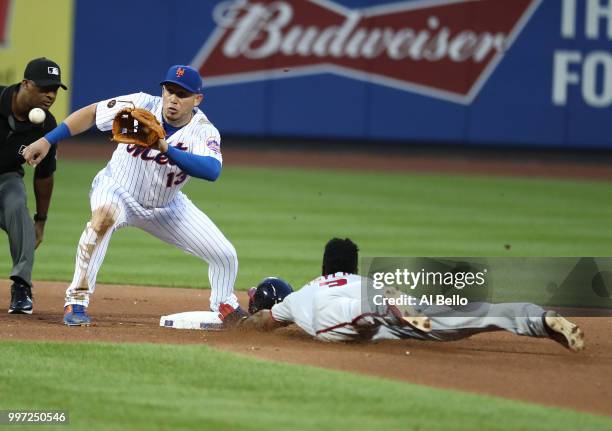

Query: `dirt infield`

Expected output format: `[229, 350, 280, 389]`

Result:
[1, 281, 610, 417]
[7, 142, 608, 417]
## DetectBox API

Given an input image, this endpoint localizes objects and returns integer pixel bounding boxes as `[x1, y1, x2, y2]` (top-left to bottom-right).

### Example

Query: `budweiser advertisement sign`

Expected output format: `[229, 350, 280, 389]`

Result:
[0, 0, 13, 48]
[191, 0, 542, 104]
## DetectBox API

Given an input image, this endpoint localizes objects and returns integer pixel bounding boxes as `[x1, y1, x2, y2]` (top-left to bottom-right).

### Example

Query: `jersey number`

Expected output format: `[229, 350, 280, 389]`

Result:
[166, 172, 187, 187]
[319, 278, 348, 288]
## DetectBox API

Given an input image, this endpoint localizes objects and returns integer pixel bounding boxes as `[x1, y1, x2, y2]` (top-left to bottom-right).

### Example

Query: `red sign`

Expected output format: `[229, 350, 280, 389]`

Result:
[0, 0, 12, 48]
[191, 0, 541, 104]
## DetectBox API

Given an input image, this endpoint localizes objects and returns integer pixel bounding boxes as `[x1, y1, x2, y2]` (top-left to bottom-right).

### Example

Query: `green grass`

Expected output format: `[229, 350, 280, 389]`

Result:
[0, 341, 609, 431]
[1, 160, 611, 289]
[1, 163, 611, 430]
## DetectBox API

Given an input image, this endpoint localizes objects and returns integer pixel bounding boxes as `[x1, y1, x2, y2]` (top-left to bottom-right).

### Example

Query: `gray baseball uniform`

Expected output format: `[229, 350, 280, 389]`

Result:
[271, 272, 550, 342]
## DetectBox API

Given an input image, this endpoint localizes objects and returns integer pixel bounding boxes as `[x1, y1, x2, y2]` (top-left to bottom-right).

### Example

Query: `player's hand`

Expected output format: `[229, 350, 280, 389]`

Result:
[22, 138, 51, 166]
[33, 219, 45, 249]
[240, 310, 282, 331]
[151, 138, 169, 153]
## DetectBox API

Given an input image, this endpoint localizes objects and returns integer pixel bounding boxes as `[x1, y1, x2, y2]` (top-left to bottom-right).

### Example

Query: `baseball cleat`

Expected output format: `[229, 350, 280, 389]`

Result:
[218, 303, 249, 327]
[383, 287, 431, 332]
[544, 311, 584, 352]
[8, 282, 33, 314]
[388, 304, 432, 333]
[63, 304, 92, 326]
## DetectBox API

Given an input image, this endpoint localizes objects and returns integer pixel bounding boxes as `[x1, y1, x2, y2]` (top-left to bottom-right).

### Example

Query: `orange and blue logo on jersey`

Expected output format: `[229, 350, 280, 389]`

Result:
[176, 67, 185, 78]
[126, 141, 188, 166]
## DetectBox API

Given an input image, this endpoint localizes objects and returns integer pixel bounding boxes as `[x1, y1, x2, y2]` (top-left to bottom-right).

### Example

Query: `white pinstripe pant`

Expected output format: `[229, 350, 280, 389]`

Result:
[65, 173, 239, 311]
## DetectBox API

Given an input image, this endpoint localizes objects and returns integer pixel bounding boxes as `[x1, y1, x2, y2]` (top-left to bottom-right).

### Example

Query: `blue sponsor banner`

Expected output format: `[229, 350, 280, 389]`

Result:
[72, 0, 612, 149]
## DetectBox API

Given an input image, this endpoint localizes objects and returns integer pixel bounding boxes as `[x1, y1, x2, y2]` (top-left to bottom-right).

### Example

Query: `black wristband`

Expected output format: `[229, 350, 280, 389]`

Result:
[33, 213, 47, 222]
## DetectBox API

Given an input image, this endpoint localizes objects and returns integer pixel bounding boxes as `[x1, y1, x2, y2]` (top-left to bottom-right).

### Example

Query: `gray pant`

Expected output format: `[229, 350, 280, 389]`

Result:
[0, 172, 34, 286]
[374, 302, 549, 341]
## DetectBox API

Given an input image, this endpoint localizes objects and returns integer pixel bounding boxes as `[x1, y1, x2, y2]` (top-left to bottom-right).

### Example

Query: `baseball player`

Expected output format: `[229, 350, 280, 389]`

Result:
[22, 65, 246, 326]
[245, 238, 586, 352]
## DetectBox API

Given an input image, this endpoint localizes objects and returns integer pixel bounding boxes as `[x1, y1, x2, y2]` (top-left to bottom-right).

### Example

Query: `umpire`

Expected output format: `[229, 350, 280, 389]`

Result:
[0, 57, 66, 314]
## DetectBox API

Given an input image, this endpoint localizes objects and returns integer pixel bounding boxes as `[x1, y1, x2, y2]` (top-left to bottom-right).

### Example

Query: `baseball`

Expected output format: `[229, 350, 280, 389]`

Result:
[28, 108, 46, 124]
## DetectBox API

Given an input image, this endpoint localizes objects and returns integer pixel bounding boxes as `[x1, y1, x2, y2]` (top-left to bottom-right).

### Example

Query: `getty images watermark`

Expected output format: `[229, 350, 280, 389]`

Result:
[371, 266, 488, 307]
[361, 257, 612, 317]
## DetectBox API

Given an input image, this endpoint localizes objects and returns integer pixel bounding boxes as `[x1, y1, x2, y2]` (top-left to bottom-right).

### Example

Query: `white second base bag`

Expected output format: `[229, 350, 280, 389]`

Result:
[160, 311, 224, 331]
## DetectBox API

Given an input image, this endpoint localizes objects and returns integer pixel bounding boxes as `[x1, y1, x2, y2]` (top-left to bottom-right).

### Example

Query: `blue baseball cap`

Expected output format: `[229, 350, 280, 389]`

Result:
[160, 65, 203, 94]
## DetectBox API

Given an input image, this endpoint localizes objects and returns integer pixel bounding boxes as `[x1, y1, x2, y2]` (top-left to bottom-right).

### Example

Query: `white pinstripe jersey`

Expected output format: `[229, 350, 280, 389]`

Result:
[95, 92, 222, 208]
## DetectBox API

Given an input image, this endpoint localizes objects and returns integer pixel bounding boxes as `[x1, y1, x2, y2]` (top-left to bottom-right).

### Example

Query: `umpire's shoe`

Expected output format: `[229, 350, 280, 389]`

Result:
[8, 281, 33, 314]
[63, 304, 92, 326]
[543, 311, 585, 352]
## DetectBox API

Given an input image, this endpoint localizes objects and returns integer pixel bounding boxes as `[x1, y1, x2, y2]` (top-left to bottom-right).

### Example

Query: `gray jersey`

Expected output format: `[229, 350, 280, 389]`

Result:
[271, 272, 550, 343]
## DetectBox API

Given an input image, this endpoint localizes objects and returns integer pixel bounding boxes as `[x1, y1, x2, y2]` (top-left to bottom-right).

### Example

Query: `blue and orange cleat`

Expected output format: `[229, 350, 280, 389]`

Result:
[63, 304, 92, 326]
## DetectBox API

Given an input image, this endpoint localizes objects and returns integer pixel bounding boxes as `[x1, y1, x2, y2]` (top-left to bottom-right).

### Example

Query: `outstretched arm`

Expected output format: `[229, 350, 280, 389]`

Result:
[23, 103, 97, 165]
[155, 139, 222, 182]
[63, 103, 98, 134]
[240, 310, 287, 331]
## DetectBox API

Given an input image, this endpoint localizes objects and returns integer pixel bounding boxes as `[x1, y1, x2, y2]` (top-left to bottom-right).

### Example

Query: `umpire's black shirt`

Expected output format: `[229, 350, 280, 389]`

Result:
[0, 84, 57, 178]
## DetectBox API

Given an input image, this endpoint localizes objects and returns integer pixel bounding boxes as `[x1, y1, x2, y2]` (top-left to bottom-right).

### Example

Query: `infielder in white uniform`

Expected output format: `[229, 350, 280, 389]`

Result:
[23, 65, 245, 326]
[245, 238, 585, 352]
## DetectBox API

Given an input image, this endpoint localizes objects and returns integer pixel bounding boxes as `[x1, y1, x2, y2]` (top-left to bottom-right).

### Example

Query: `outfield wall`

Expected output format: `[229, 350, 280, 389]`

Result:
[2, 0, 611, 149]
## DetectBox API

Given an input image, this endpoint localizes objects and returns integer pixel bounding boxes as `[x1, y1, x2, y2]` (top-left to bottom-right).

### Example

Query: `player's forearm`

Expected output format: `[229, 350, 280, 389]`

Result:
[64, 103, 97, 135]
[242, 310, 284, 331]
[44, 103, 97, 145]
[165, 145, 222, 181]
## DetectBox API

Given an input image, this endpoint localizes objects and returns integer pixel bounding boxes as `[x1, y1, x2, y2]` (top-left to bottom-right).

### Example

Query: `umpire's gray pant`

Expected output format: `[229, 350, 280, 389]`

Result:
[0, 172, 35, 286]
